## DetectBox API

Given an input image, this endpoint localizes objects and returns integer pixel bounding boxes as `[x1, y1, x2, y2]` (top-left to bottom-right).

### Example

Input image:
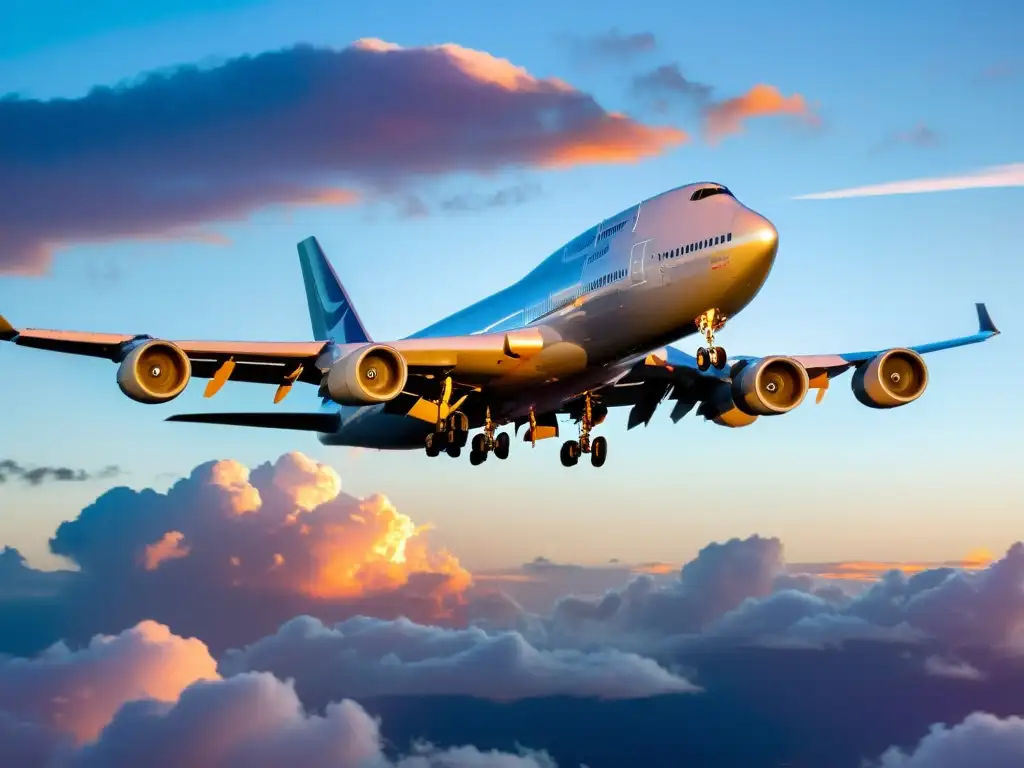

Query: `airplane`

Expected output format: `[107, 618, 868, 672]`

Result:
[0, 182, 1001, 468]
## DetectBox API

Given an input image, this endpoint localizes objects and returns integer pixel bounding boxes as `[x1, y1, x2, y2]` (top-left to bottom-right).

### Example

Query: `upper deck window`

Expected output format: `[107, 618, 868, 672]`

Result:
[690, 186, 734, 201]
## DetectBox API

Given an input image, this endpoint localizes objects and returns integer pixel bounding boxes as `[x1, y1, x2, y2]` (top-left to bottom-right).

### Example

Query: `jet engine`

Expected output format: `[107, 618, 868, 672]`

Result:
[699, 383, 760, 428]
[117, 340, 192, 403]
[324, 343, 408, 405]
[731, 356, 809, 416]
[852, 348, 928, 409]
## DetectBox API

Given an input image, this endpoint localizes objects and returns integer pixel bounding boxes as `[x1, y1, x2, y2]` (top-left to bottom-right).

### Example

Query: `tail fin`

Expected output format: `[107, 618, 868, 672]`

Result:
[297, 236, 371, 344]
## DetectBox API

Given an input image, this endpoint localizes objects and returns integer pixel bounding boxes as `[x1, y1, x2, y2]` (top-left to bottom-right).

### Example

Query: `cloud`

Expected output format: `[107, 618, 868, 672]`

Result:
[923, 655, 987, 681]
[440, 183, 543, 213]
[889, 123, 939, 147]
[568, 29, 657, 59]
[628, 69, 816, 141]
[536, 536, 1024, 656]
[3, 456, 1024, 767]
[870, 712, 1024, 768]
[794, 163, 1024, 200]
[0, 622, 559, 768]
[0, 38, 684, 273]
[0, 460, 121, 486]
[630, 64, 712, 112]
[703, 83, 818, 142]
[220, 614, 698, 708]
[6, 452, 474, 655]
[0, 620, 216, 743]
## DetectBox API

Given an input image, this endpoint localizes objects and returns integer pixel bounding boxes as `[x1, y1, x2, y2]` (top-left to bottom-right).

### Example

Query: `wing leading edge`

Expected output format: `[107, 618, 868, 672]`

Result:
[605, 303, 1001, 422]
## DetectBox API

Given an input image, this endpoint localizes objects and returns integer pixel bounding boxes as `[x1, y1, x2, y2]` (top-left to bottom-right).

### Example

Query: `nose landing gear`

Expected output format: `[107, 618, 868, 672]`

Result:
[560, 392, 608, 468]
[695, 308, 728, 372]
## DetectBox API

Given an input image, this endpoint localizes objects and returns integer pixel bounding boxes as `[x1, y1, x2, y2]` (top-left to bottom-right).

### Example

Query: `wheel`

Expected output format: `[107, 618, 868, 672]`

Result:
[425, 434, 440, 458]
[469, 450, 486, 466]
[494, 431, 510, 460]
[712, 346, 728, 370]
[696, 347, 710, 371]
[472, 433, 488, 455]
[591, 436, 607, 468]
[446, 443, 462, 458]
[560, 440, 579, 467]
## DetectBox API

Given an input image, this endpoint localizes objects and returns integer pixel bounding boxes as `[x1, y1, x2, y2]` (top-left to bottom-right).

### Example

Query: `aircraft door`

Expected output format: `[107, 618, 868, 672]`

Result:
[629, 240, 648, 284]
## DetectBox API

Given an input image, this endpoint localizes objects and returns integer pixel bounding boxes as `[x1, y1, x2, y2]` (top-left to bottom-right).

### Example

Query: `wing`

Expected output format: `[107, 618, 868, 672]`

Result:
[0, 316, 330, 387]
[591, 303, 1001, 427]
[0, 313, 552, 407]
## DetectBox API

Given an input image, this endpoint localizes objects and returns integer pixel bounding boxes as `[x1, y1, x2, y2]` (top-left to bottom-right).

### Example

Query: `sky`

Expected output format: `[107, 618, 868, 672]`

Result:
[1, 0, 1022, 583]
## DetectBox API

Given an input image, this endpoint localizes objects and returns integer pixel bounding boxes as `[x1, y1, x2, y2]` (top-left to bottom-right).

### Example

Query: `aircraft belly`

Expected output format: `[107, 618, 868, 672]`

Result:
[319, 405, 430, 449]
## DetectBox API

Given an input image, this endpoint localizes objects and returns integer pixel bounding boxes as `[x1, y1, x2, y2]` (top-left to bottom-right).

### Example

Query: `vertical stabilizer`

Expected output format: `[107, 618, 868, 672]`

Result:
[297, 236, 372, 344]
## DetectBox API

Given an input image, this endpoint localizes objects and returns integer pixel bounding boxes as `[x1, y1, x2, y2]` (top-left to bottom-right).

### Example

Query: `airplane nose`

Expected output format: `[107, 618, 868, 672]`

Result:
[733, 207, 778, 267]
[734, 208, 777, 247]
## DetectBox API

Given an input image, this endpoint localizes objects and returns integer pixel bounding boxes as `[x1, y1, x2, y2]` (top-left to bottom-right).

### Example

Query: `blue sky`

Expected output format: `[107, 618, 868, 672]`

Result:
[1, 0, 1021, 571]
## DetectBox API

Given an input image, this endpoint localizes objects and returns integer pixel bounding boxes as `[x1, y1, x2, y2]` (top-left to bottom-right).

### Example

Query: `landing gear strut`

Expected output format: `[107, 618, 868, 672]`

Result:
[695, 308, 728, 372]
[424, 375, 470, 458]
[560, 392, 608, 468]
[468, 407, 510, 466]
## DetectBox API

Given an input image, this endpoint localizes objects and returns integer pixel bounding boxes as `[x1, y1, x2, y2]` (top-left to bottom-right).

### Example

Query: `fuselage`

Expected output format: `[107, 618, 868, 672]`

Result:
[321, 182, 780, 448]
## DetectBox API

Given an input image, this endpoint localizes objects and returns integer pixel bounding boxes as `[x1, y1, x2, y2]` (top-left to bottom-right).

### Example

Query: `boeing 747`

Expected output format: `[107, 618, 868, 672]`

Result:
[0, 183, 1001, 467]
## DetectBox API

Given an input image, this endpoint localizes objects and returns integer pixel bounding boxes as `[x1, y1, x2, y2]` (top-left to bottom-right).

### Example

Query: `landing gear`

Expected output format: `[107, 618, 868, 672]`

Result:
[695, 309, 728, 371]
[423, 375, 472, 459]
[560, 392, 608, 468]
[494, 431, 510, 460]
[467, 406, 511, 466]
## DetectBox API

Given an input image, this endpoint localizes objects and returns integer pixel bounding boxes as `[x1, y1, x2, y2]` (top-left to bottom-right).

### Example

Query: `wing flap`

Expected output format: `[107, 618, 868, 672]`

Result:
[166, 412, 340, 432]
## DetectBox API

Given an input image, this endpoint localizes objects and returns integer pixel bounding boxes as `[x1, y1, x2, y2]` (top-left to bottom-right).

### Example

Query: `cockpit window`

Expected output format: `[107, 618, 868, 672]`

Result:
[690, 186, 733, 201]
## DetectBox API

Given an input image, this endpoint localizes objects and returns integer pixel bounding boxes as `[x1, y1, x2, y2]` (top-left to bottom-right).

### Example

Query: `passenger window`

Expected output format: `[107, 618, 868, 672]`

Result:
[727, 232, 732, 242]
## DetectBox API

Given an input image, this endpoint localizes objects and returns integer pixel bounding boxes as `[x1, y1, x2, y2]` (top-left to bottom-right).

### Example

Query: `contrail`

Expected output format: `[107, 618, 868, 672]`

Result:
[794, 163, 1024, 200]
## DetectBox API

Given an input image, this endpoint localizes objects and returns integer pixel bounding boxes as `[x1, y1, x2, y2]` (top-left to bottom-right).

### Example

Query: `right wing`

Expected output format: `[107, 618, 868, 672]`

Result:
[0, 312, 557, 407]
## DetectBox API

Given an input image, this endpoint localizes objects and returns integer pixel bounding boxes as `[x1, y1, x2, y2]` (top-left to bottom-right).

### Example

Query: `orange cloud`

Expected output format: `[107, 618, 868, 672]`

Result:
[807, 550, 994, 582]
[142, 531, 191, 571]
[704, 83, 816, 142]
[632, 562, 678, 575]
[2, 39, 680, 272]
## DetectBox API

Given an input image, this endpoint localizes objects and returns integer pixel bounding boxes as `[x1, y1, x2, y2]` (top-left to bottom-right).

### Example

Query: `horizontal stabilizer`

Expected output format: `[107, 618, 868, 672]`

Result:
[166, 412, 340, 432]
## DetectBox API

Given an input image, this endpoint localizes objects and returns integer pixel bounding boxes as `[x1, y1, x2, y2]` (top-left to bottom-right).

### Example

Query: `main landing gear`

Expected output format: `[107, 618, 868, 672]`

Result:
[424, 411, 468, 458]
[695, 308, 728, 372]
[423, 374, 471, 459]
[560, 392, 607, 468]
[468, 407, 510, 466]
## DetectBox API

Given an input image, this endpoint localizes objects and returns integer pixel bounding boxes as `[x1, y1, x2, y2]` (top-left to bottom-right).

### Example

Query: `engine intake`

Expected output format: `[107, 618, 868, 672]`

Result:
[117, 340, 192, 403]
[325, 344, 408, 405]
[852, 348, 928, 409]
[731, 356, 809, 416]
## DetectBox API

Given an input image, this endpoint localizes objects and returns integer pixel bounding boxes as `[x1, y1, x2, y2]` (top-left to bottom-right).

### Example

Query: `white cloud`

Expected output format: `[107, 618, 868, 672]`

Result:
[871, 712, 1024, 768]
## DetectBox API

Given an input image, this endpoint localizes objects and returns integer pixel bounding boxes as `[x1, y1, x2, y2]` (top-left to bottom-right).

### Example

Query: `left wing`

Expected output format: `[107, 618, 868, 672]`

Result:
[593, 303, 1001, 427]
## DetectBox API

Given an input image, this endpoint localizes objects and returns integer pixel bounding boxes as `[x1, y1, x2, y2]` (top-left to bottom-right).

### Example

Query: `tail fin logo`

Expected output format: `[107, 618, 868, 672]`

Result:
[297, 237, 372, 344]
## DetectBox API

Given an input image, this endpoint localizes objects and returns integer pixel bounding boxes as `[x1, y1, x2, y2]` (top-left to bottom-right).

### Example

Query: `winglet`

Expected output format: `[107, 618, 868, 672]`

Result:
[0, 314, 17, 342]
[976, 303, 999, 335]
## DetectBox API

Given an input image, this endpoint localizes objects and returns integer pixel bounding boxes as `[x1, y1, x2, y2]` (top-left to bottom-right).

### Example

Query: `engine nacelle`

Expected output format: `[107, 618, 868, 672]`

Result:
[852, 348, 928, 409]
[699, 384, 760, 428]
[117, 340, 192, 404]
[325, 343, 408, 405]
[731, 356, 809, 416]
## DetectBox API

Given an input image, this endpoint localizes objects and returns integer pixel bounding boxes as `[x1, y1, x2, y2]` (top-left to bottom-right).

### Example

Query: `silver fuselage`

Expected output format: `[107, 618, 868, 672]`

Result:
[321, 182, 779, 448]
